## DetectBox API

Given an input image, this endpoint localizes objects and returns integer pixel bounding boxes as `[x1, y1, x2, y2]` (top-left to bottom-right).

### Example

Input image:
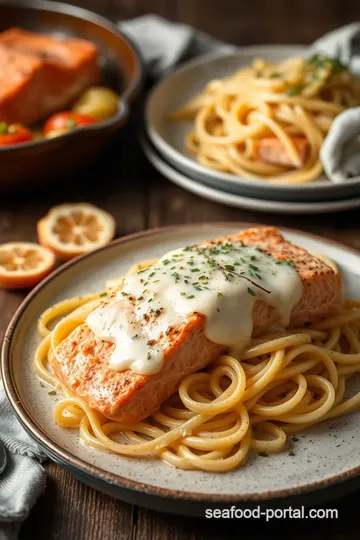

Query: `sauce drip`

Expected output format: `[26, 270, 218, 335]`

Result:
[87, 240, 303, 375]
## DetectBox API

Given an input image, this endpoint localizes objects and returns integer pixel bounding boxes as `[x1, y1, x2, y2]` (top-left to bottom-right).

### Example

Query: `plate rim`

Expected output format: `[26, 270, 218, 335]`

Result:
[2, 222, 360, 504]
[146, 45, 360, 193]
[141, 133, 360, 214]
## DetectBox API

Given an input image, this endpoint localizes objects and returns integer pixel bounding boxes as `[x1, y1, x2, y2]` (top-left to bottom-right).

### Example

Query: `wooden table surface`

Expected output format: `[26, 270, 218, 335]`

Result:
[1, 0, 360, 538]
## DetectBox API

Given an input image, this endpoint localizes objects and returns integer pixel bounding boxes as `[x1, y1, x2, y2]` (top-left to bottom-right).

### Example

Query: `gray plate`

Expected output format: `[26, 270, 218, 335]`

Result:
[2, 224, 360, 515]
[141, 133, 360, 214]
[146, 46, 360, 202]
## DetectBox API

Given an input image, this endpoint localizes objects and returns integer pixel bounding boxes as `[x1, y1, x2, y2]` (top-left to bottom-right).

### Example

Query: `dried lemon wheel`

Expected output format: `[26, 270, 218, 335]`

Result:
[0, 242, 56, 289]
[37, 203, 116, 261]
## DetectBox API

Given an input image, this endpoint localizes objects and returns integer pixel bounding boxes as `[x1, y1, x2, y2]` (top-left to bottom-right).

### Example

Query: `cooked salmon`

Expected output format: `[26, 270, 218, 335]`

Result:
[253, 136, 310, 168]
[0, 28, 99, 125]
[50, 226, 343, 425]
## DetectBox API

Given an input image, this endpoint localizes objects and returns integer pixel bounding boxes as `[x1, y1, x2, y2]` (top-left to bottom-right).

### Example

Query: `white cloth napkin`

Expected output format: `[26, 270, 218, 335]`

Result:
[320, 107, 360, 183]
[120, 16, 360, 184]
[311, 24, 360, 183]
[311, 23, 360, 75]
[0, 380, 46, 540]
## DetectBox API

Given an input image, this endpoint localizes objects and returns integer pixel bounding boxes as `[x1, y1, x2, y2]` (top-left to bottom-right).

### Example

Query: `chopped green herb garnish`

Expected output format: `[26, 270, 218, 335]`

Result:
[286, 84, 303, 96]
[330, 57, 348, 73]
[308, 53, 348, 73]
[99, 292, 108, 298]
[121, 292, 128, 296]
[190, 268, 200, 273]
[247, 287, 255, 296]
[131, 334, 138, 340]
[67, 118, 76, 129]
[162, 259, 170, 265]
[186, 295, 195, 299]
[217, 292, 223, 297]
[48, 390, 57, 396]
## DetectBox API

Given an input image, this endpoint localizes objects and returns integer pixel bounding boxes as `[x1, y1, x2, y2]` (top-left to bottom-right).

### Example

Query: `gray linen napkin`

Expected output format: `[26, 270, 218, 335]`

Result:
[0, 380, 46, 540]
[119, 14, 235, 78]
[120, 16, 360, 184]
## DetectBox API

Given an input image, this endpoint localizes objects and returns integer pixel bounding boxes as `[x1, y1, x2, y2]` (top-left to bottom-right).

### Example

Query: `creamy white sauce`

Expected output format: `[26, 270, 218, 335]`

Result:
[87, 240, 303, 375]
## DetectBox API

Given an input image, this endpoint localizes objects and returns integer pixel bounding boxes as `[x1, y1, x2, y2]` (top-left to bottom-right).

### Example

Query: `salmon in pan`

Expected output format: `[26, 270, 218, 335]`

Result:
[0, 28, 99, 125]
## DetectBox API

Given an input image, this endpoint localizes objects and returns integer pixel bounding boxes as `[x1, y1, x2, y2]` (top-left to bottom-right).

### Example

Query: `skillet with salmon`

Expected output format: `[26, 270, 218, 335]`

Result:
[0, 28, 99, 126]
[49, 226, 343, 425]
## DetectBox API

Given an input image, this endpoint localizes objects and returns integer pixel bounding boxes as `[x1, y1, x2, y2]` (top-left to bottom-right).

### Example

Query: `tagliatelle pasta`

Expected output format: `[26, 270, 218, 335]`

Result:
[170, 55, 360, 184]
[34, 258, 360, 473]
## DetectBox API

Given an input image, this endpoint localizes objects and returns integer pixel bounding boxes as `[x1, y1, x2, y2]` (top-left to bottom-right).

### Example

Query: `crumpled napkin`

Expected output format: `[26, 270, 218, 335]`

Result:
[320, 107, 360, 183]
[120, 16, 360, 183]
[0, 379, 47, 540]
[119, 14, 234, 78]
[311, 23, 360, 75]
[311, 24, 360, 183]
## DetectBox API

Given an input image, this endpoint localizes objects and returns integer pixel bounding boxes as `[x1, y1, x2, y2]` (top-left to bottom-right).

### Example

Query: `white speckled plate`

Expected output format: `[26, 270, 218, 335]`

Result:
[146, 47, 360, 202]
[2, 223, 360, 516]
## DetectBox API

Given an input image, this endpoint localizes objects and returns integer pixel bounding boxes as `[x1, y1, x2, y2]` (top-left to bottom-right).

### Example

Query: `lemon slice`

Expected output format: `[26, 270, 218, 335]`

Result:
[37, 203, 116, 261]
[0, 242, 56, 289]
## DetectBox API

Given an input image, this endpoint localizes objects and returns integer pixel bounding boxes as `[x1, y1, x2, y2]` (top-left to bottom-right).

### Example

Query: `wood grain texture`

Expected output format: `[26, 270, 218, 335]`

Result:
[0, 0, 359, 538]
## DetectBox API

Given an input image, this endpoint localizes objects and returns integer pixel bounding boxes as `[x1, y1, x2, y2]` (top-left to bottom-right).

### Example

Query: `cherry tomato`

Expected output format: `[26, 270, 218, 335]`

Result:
[0, 122, 33, 146]
[44, 112, 96, 137]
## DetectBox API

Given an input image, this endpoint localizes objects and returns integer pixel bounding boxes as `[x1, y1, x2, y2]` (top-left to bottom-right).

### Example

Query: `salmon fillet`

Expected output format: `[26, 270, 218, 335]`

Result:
[253, 136, 309, 168]
[0, 28, 99, 125]
[50, 227, 342, 425]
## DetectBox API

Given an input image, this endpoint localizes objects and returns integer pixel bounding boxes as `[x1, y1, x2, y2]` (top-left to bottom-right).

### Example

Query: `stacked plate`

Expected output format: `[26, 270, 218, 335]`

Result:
[142, 46, 360, 214]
